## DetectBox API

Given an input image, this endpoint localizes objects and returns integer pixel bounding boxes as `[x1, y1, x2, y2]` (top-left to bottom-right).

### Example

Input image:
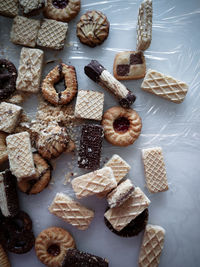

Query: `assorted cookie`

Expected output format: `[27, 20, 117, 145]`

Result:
[77, 10, 109, 47]
[0, 0, 18, 18]
[44, 0, 81, 22]
[19, 0, 46, 16]
[0, 132, 8, 164]
[0, 244, 10, 267]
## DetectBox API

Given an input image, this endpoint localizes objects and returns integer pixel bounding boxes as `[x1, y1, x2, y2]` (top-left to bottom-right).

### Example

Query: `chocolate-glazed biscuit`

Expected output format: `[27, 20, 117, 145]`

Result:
[84, 60, 136, 108]
[104, 208, 149, 237]
[0, 170, 19, 218]
[0, 59, 17, 101]
[62, 248, 109, 267]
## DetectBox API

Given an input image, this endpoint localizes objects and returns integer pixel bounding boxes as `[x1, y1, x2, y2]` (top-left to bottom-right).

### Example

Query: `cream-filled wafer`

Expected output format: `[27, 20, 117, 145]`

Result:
[141, 69, 188, 103]
[0, 0, 18, 18]
[104, 154, 131, 183]
[139, 224, 165, 267]
[142, 147, 168, 193]
[10, 16, 40, 48]
[137, 0, 152, 51]
[0, 170, 19, 218]
[0, 244, 10, 267]
[6, 132, 36, 181]
[75, 90, 104, 121]
[104, 187, 150, 232]
[16, 47, 44, 93]
[0, 102, 22, 134]
[49, 193, 94, 230]
[107, 179, 134, 208]
[84, 60, 136, 108]
[72, 167, 117, 199]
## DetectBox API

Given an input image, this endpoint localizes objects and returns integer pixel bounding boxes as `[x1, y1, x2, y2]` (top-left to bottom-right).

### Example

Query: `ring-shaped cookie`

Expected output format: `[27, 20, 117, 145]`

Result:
[42, 63, 78, 106]
[35, 227, 76, 267]
[43, 0, 81, 22]
[102, 106, 142, 147]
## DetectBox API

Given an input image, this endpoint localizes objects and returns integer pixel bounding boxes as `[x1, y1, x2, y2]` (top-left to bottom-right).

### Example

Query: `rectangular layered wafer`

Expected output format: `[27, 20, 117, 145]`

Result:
[142, 147, 168, 193]
[139, 224, 165, 267]
[0, 102, 22, 133]
[104, 187, 150, 232]
[0, 0, 18, 18]
[75, 90, 104, 121]
[137, 0, 152, 51]
[104, 154, 131, 183]
[72, 167, 117, 199]
[6, 132, 36, 181]
[49, 193, 94, 230]
[107, 179, 134, 208]
[16, 47, 44, 93]
[141, 69, 188, 103]
[78, 124, 103, 170]
[10, 16, 40, 48]
[37, 19, 68, 50]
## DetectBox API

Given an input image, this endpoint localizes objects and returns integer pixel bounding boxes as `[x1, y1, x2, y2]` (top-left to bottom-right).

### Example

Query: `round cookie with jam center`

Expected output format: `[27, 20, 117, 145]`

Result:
[104, 208, 149, 237]
[43, 0, 81, 22]
[102, 106, 142, 146]
[35, 227, 76, 267]
[77, 10, 110, 47]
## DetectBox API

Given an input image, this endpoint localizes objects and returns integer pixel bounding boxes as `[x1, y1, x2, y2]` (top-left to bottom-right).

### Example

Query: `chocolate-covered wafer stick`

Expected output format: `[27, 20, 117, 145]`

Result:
[84, 60, 136, 108]
[0, 170, 19, 217]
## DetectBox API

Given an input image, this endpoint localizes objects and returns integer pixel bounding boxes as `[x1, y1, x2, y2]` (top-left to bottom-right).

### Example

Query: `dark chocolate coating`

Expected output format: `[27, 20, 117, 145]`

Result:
[62, 248, 109, 267]
[2, 169, 19, 217]
[130, 52, 143, 65]
[84, 60, 105, 83]
[116, 65, 130, 76]
[78, 124, 103, 170]
[0, 59, 17, 101]
[119, 91, 136, 108]
[52, 0, 69, 9]
[104, 208, 149, 237]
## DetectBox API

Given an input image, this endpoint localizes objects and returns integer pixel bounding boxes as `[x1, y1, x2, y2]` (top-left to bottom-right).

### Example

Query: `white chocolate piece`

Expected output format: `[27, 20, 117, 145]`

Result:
[75, 90, 104, 121]
[0, 102, 22, 133]
[141, 69, 188, 103]
[72, 167, 117, 199]
[104, 187, 150, 231]
[49, 193, 94, 230]
[104, 154, 131, 183]
[6, 132, 36, 181]
[142, 147, 169, 193]
[139, 224, 165, 267]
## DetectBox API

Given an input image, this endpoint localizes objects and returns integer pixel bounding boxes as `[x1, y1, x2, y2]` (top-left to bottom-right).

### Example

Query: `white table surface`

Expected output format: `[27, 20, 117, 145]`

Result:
[0, 0, 200, 266]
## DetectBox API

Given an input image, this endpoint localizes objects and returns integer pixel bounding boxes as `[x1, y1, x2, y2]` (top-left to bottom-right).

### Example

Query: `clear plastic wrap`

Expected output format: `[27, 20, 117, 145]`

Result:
[0, 0, 200, 266]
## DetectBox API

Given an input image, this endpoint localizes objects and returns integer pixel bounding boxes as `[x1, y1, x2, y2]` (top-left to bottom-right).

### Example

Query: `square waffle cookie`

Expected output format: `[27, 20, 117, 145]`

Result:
[0, 0, 18, 18]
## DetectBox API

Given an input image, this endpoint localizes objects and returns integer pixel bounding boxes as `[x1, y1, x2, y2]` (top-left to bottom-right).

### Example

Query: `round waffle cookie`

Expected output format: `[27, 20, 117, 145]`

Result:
[104, 208, 149, 237]
[42, 63, 78, 106]
[35, 227, 76, 267]
[102, 106, 142, 146]
[44, 0, 81, 22]
[77, 10, 110, 47]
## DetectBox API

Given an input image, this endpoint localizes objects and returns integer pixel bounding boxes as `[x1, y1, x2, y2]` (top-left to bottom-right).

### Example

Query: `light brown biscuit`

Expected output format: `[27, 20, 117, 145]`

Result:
[0, 244, 10, 267]
[0, 102, 22, 134]
[0, 0, 18, 18]
[77, 10, 110, 47]
[10, 16, 40, 48]
[102, 106, 142, 147]
[141, 69, 188, 103]
[0, 132, 8, 164]
[37, 19, 68, 50]
[35, 227, 76, 267]
[113, 51, 146, 80]
[49, 193, 94, 230]
[19, 0, 46, 16]
[42, 63, 77, 105]
[6, 91, 26, 105]
[139, 224, 165, 267]
[16, 47, 44, 93]
[75, 90, 104, 121]
[44, 0, 80, 22]
[18, 153, 51, 194]
[142, 147, 168, 193]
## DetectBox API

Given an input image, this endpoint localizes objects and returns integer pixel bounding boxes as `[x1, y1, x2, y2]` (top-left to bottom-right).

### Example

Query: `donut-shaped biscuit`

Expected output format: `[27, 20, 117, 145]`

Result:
[42, 63, 78, 106]
[35, 227, 76, 267]
[102, 106, 142, 147]
[44, 0, 81, 22]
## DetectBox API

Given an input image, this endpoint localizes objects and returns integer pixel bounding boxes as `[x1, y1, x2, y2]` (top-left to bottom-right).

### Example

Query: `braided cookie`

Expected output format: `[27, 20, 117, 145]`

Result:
[102, 106, 142, 146]
[42, 63, 77, 106]
[35, 227, 76, 267]
[0, 132, 8, 164]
